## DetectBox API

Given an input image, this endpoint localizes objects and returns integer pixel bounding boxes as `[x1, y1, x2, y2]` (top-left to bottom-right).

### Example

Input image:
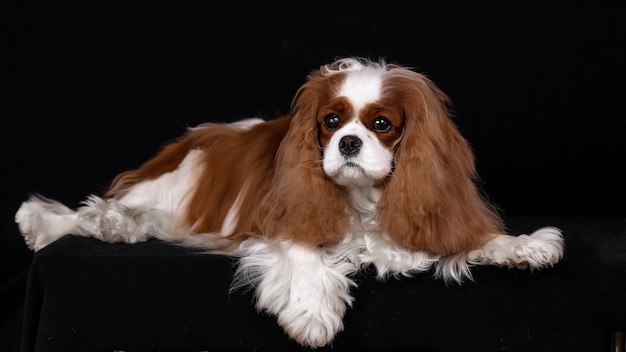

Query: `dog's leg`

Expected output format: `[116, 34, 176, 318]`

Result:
[15, 194, 177, 251]
[234, 239, 356, 348]
[77, 195, 178, 244]
[468, 227, 564, 269]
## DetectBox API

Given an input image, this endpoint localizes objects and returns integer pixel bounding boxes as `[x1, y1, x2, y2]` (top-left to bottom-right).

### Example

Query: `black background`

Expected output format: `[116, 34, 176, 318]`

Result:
[1, 0, 625, 349]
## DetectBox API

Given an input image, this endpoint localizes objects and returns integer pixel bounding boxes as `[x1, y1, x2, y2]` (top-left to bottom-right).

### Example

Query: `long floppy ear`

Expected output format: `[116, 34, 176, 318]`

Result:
[257, 70, 349, 246]
[378, 69, 504, 255]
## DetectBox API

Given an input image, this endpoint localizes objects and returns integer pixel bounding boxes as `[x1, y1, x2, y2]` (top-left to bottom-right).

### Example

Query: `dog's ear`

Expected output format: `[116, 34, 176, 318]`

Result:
[257, 69, 349, 246]
[378, 69, 504, 255]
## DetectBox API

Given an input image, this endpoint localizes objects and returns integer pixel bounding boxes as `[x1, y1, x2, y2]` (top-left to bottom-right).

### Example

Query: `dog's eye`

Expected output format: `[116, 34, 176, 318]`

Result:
[324, 114, 341, 130]
[371, 117, 392, 133]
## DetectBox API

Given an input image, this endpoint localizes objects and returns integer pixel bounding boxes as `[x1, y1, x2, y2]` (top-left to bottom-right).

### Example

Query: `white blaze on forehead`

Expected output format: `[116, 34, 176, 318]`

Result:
[338, 69, 384, 112]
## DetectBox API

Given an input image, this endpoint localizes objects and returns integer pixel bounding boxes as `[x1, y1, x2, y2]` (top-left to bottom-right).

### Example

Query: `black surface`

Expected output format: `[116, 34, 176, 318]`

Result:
[21, 217, 626, 351]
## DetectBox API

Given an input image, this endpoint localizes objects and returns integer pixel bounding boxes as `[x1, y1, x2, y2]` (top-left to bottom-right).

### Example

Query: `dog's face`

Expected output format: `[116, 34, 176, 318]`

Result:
[317, 69, 404, 187]
[268, 57, 504, 253]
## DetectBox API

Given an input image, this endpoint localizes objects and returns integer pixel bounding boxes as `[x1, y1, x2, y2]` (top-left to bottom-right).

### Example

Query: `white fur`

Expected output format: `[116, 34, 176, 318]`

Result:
[468, 227, 564, 269]
[339, 67, 384, 112]
[323, 121, 394, 187]
[233, 239, 356, 348]
[15, 195, 81, 251]
[360, 233, 441, 278]
[118, 148, 204, 221]
[321, 57, 385, 77]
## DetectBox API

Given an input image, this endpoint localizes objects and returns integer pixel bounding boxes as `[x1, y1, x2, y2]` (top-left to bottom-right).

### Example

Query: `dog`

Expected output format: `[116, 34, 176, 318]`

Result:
[16, 57, 564, 348]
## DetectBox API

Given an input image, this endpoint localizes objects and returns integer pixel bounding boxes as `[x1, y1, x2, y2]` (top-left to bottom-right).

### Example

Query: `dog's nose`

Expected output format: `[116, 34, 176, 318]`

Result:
[339, 135, 362, 157]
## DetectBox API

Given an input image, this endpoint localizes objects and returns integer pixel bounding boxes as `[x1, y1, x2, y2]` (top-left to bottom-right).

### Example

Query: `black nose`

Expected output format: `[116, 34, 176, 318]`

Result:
[339, 135, 362, 157]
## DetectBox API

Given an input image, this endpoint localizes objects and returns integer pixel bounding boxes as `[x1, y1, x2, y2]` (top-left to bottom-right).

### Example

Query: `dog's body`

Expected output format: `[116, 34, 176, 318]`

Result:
[16, 58, 564, 348]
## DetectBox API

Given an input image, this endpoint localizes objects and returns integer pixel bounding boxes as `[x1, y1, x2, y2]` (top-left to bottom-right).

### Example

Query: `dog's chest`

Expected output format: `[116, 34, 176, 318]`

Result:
[346, 187, 383, 233]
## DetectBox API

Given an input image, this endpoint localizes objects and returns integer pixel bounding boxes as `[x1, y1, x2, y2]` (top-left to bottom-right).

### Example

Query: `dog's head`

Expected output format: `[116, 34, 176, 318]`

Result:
[315, 59, 402, 187]
[261, 58, 503, 253]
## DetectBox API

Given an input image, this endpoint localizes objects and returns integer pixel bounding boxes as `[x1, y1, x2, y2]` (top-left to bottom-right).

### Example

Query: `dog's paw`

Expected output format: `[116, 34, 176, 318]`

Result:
[15, 201, 42, 250]
[512, 227, 564, 268]
[274, 261, 353, 348]
[277, 296, 345, 349]
[15, 195, 76, 251]
[469, 227, 564, 269]
[245, 241, 355, 348]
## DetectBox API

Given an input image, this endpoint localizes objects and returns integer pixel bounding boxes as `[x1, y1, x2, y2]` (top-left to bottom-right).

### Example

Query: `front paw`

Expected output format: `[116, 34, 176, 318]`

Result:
[469, 227, 564, 269]
[512, 227, 564, 268]
[277, 299, 345, 349]
[241, 241, 356, 348]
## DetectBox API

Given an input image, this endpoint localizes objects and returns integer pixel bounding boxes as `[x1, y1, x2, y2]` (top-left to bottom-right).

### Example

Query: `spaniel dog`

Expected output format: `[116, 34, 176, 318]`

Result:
[16, 57, 564, 348]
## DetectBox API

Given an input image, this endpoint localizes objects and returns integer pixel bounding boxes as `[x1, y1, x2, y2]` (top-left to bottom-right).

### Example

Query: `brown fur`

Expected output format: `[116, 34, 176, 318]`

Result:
[107, 117, 291, 241]
[257, 71, 351, 246]
[377, 68, 504, 255]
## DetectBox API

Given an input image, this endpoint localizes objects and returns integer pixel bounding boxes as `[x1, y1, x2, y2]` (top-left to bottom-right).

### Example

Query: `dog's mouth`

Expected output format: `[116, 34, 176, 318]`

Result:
[343, 161, 362, 169]
[324, 157, 392, 187]
[329, 161, 378, 187]
[339, 161, 367, 176]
